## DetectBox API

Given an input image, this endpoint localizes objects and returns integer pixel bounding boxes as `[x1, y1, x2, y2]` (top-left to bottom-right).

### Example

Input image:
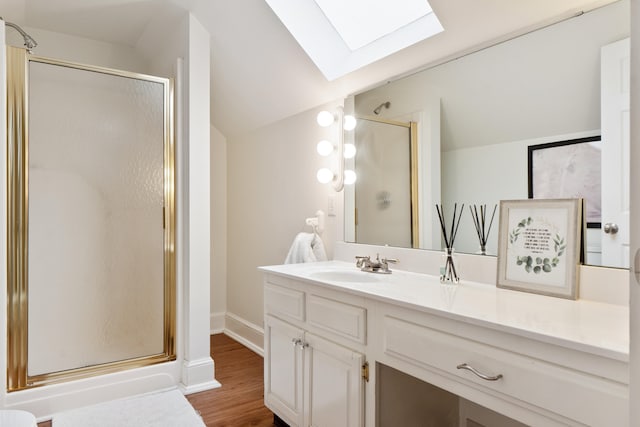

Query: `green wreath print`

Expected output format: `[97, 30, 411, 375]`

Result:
[509, 217, 566, 274]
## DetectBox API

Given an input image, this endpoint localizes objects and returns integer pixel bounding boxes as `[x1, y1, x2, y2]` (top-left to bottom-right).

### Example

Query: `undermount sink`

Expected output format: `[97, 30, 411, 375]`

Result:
[309, 270, 381, 283]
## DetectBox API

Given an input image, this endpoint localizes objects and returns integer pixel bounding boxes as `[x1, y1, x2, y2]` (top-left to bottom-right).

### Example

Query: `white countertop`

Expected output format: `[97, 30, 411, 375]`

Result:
[260, 260, 629, 362]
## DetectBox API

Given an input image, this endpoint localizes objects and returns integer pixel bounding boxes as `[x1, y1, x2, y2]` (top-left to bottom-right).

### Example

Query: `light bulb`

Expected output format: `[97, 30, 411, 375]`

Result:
[317, 168, 334, 184]
[343, 143, 356, 159]
[344, 169, 357, 185]
[343, 115, 357, 131]
[316, 110, 334, 127]
[316, 140, 334, 156]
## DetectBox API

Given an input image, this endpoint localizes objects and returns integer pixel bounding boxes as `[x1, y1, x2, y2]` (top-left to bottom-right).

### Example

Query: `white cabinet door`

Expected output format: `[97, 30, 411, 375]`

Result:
[264, 315, 304, 426]
[304, 333, 365, 427]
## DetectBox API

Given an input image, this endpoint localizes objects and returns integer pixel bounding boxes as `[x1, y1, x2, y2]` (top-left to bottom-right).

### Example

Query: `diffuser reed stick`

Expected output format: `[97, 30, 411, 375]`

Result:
[435, 203, 464, 283]
[469, 204, 497, 255]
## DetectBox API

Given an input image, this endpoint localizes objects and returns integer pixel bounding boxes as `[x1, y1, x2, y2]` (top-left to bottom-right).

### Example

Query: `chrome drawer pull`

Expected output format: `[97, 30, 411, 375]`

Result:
[456, 363, 503, 381]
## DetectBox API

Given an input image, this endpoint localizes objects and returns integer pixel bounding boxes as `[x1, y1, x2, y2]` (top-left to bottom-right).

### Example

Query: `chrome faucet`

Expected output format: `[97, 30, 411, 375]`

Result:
[355, 254, 398, 274]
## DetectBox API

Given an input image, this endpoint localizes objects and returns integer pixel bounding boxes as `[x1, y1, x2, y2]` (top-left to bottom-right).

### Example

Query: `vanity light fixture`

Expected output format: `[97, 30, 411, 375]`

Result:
[316, 139, 357, 159]
[317, 110, 335, 127]
[316, 139, 334, 156]
[316, 168, 335, 184]
[315, 106, 357, 191]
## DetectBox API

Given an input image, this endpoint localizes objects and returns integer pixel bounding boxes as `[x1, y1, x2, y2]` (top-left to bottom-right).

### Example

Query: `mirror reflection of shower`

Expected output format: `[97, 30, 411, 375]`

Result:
[354, 117, 418, 248]
[1, 17, 38, 52]
[373, 101, 391, 115]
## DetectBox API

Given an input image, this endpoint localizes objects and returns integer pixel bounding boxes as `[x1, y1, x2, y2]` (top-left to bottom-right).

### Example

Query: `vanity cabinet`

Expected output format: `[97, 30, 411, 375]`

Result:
[262, 262, 629, 427]
[264, 275, 367, 427]
[372, 303, 628, 427]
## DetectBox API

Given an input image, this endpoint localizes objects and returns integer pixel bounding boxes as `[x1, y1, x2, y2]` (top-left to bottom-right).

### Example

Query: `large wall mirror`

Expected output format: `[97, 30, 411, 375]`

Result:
[346, 0, 629, 269]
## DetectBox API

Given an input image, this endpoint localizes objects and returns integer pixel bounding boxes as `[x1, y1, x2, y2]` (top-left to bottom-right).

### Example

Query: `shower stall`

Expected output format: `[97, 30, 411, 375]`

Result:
[6, 45, 176, 391]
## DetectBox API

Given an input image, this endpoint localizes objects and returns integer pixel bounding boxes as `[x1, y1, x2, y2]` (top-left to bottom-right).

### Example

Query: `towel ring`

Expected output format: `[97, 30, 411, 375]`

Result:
[305, 210, 325, 235]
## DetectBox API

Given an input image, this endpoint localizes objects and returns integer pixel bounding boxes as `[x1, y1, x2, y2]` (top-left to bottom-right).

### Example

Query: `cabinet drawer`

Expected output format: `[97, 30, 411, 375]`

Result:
[265, 283, 305, 322]
[307, 294, 366, 345]
[382, 315, 628, 427]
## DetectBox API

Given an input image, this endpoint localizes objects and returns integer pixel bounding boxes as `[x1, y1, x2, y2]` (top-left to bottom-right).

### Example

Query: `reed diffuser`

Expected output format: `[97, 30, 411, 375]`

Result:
[435, 203, 464, 283]
[469, 204, 497, 255]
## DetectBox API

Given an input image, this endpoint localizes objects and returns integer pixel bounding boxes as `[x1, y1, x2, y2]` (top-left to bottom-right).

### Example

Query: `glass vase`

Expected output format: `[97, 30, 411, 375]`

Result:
[440, 247, 459, 284]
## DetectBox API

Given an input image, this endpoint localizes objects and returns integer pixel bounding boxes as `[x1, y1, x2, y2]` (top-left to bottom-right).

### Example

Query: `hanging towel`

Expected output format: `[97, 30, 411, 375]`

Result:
[284, 232, 328, 264]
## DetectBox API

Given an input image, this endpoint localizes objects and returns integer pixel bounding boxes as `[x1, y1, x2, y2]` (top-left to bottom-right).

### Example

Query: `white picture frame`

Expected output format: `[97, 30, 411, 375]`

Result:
[496, 199, 583, 299]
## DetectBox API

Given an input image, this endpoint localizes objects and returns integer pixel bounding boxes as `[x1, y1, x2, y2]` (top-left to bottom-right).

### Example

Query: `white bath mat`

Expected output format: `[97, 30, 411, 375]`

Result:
[53, 389, 205, 427]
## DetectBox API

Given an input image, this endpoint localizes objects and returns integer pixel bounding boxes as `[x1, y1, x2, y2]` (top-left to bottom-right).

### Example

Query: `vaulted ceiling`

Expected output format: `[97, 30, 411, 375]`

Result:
[2, 0, 618, 138]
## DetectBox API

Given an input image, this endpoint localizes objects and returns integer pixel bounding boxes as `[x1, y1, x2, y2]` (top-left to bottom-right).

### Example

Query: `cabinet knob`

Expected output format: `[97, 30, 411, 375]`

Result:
[456, 363, 503, 381]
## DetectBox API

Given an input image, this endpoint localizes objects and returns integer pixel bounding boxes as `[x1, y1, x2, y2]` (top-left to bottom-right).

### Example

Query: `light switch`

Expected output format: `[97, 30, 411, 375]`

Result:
[328, 194, 336, 216]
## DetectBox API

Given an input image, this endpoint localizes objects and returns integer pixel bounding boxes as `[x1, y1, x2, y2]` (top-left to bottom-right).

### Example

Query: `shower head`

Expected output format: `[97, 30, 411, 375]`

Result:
[1, 18, 38, 52]
[373, 101, 391, 115]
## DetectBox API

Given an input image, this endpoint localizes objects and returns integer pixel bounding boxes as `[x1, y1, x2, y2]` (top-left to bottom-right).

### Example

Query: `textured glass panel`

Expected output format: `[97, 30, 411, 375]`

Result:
[27, 62, 165, 376]
[354, 120, 411, 247]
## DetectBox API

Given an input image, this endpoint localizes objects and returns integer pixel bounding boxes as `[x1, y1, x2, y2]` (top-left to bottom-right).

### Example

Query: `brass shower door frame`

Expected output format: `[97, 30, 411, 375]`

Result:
[355, 116, 419, 248]
[6, 47, 177, 391]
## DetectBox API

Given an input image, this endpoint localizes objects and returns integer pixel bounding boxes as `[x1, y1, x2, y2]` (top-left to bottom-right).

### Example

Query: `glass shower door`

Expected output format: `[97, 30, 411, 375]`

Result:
[354, 118, 418, 248]
[6, 47, 176, 390]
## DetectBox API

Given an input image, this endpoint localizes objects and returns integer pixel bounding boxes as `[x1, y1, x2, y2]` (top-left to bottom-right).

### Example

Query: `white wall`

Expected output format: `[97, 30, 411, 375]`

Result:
[225, 103, 342, 351]
[211, 125, 228, 333]
[5, 26, 146, 73]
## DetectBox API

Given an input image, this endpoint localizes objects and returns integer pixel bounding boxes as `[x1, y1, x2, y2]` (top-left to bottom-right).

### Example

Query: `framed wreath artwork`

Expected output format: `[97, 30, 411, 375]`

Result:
[496, 199, 583, 299]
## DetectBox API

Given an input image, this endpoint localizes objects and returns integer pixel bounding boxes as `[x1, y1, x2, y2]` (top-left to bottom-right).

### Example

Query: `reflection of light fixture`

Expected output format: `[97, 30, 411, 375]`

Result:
[343, 143, 356, 159]
[315, 106, 357, 191]
[344, 169, 357, 185]
[343, 115, 357, 131]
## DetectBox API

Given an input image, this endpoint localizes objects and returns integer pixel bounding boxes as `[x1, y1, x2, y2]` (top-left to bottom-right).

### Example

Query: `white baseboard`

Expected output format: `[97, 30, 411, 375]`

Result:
[180, 357, 220, 395]
[224, 312, 264, 356]
[210, 311, 225, 334]
[179, 379, 221, 395]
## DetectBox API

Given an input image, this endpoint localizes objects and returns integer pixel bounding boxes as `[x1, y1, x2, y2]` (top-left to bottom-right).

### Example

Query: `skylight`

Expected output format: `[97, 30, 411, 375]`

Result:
[265, 0, 443, 81]
[313, 0, 433, 51]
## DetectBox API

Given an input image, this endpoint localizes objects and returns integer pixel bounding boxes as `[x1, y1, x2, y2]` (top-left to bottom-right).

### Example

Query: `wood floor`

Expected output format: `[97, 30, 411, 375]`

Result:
[187, 334, 275, 426]
[37, 334, 275, 427]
